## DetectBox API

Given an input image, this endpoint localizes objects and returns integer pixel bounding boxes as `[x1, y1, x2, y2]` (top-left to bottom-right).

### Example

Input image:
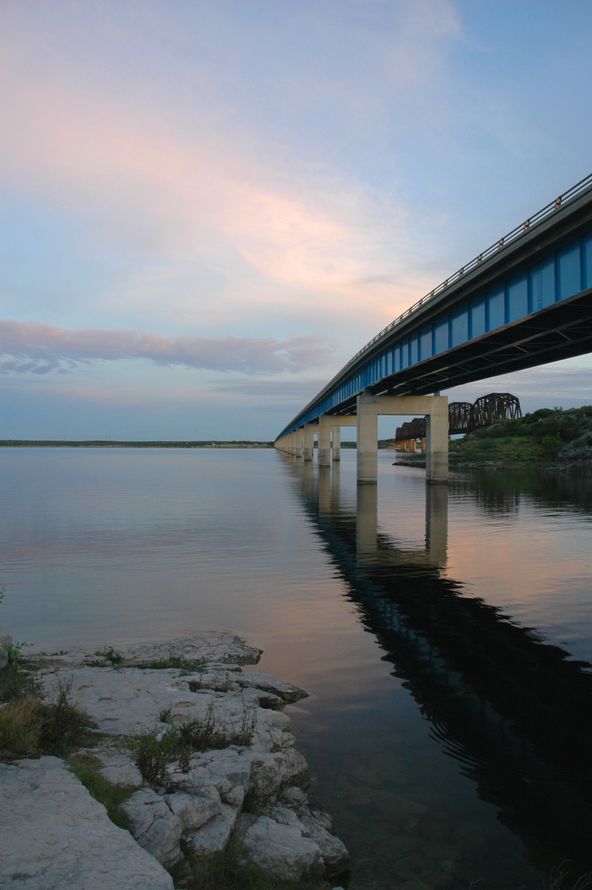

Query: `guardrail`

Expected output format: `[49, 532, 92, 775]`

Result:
[340, 173, 592, 374]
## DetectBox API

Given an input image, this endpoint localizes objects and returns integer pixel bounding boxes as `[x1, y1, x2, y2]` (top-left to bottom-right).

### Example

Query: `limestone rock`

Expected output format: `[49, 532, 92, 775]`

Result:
[185, 803, 238, 855]
[237, 671, 308, 703]
[116, 633, 262, 667]
[36, 632, 262, 669]
[98, 752, 143, 787]
[241, 815, 324, 882]
[300, 811, 350, 877]
[40, 667, 252, 737]
[251, 707, 295, 752]
[121, 788, 182, 866]
[248, 748, 309, 802]
[0, 757, 173, 889]
[164, 787, 221, 831]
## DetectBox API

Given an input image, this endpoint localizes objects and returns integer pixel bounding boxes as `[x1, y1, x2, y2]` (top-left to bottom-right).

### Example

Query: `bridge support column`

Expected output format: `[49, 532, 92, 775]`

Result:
[356, 398, 378, 484]
[331, 427, 341, 461]
[356, 393, 448, 485]
[291, 430, 303, 458]
[302, 424, 314, 461]
[317, 417, 332, 466]
[332, 416, 356, 462]
[425, 399, 449, 484]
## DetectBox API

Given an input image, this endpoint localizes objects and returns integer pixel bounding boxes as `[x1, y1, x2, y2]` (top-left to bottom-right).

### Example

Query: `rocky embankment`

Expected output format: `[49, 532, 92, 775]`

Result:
[0, 633, 349, 889]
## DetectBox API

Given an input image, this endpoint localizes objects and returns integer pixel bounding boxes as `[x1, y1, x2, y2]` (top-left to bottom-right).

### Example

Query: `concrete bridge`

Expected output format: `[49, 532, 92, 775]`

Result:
[275, 174, 592, 484]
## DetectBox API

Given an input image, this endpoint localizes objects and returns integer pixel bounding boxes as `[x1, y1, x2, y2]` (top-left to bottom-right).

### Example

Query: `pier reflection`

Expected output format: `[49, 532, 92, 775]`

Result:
[282, 455, 592, 881]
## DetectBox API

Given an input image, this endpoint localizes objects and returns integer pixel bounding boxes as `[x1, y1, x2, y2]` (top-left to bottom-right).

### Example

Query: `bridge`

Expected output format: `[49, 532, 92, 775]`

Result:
[275, 174, 592, 483]
[395, 391, 522, 452]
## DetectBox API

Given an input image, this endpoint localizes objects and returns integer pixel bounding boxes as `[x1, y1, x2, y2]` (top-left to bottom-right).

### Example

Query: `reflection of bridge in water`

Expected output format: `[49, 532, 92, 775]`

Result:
[283, 455, 592, 881]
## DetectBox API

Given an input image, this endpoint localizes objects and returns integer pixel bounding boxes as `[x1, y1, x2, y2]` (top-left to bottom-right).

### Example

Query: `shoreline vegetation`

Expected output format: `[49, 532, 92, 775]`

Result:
[395, 405, 592, 469]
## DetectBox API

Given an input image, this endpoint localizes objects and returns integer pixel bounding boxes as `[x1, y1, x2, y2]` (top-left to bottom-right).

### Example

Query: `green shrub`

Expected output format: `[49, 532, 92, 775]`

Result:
[0, 697, 44, 759]
[0, 682, 94, 760]
[134, 704, 256, 786]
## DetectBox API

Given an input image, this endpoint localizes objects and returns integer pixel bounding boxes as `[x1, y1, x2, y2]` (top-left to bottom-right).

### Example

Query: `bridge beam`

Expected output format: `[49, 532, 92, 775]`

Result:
[356, 393, 449, 485]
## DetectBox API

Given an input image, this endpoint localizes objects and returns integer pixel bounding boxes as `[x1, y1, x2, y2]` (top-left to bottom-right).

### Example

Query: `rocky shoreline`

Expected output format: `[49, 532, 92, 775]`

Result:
[0, 633, 349, 889]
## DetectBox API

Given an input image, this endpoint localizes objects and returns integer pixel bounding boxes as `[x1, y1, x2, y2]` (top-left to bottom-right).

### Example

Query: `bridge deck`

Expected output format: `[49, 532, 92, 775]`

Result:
[277, 175, 592, 438]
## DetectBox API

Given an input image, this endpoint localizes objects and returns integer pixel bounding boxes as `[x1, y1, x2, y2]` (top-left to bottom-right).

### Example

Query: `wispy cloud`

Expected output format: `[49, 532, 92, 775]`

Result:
[0, 23, 430, 332]
[0, 320, 332, 375]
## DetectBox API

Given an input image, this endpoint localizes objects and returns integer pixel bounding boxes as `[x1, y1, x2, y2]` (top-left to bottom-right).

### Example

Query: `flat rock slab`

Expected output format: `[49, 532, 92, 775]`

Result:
[0, 756, 173, 890]
[35, 632, 261, 669]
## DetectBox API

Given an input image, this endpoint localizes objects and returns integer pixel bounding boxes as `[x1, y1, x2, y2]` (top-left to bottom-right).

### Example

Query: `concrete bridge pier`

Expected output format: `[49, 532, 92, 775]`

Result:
[331, 426, 341, 461]
[328, 415, 356, 462]
[302, 424, 314, 461]
[291, 430, 302, 458]
[317, 417, 332, 466]
[356, 393, 449, 485]
[425, 400, 449, 484]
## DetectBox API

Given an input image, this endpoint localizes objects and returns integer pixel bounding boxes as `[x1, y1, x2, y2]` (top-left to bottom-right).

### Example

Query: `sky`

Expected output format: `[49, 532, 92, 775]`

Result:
[1, 0, 591, 440]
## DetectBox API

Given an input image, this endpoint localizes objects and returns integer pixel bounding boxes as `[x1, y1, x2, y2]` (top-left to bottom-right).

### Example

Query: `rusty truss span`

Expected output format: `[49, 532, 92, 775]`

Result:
[395, 392, 522, 442]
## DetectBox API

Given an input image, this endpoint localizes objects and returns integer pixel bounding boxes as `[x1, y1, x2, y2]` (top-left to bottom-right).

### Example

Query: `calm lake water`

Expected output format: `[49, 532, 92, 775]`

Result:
[2, 447, 592, 889]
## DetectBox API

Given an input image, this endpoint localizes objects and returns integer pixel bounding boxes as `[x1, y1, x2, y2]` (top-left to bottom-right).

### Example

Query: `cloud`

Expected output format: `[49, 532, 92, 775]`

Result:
[0, 320, 332, 375]
[0, 27, 424, 331]
[212, 378, 327, 399]
[446, 359, 592, 409]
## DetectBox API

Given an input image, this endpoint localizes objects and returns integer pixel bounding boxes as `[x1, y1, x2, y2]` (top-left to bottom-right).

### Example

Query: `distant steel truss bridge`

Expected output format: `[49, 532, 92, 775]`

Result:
[395, 392, 522, 443]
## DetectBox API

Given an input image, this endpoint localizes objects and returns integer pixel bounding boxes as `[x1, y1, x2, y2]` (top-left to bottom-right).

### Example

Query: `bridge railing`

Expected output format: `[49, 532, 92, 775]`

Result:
[340, 173, 592, 375]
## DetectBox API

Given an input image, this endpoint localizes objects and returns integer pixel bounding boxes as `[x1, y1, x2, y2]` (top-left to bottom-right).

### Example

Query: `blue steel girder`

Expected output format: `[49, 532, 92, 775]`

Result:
[277, 175, 592, 440]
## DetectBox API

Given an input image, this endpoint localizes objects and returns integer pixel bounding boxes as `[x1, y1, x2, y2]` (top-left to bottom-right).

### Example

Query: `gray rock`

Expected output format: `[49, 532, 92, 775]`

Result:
[98, 752, 143, 787]
[185, 803, 238, 855]
[238, 671, 308, 703]
[248, 748, 309, 802]
[240, 686, 284, 710]
[164, 787, 221, 830]
[121, 788, 182, 866]
[0, 757, 173, 889]
[300, 811, 350, 877]
[280, 785, 308, 808]
[251, 707, 295, 752]
[35, 632, 262, 669]
[116, 633, 262, 666]
[241, 816, 324, 881]
[196, 747, 253, 788]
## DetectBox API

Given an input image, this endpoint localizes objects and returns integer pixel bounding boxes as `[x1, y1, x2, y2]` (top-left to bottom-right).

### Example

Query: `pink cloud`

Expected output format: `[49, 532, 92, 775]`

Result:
[0, 49, 421, 327]
[0, 320, 332, 375]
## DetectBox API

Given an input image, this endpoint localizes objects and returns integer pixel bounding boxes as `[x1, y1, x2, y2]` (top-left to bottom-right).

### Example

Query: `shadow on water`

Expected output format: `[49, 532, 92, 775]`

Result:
[284, 456, 592, 886]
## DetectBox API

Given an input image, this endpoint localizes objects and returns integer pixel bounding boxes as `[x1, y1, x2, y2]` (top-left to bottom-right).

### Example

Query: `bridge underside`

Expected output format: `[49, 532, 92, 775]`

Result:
[329, 289, 592, 415]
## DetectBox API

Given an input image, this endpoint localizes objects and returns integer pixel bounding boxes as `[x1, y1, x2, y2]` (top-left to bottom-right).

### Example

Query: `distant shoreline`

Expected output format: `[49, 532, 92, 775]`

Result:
[0, 440, 274, 449]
